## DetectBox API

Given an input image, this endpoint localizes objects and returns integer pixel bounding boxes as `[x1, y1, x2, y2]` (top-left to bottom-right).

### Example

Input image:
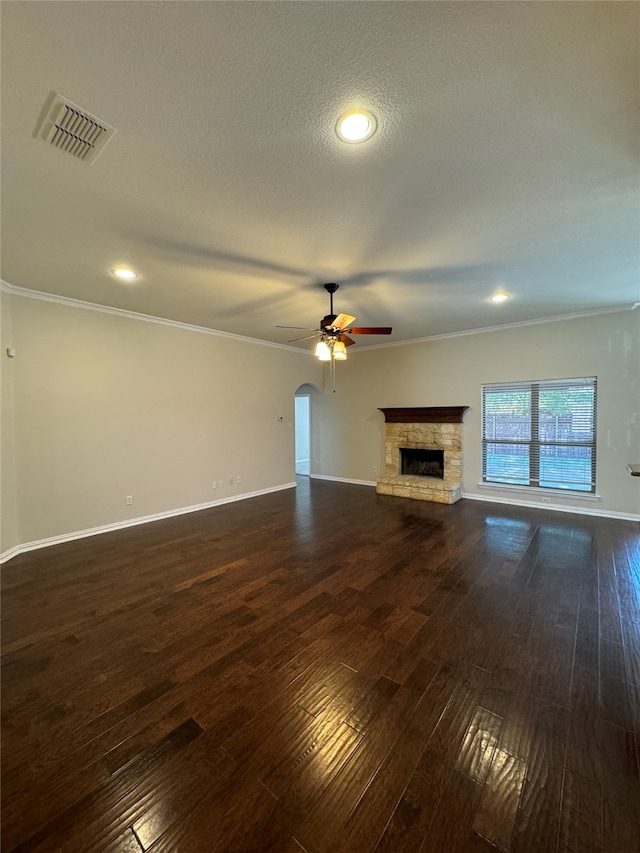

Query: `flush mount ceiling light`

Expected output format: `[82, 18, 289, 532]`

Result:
[336, 110, 377, 143]
[490, 292, 510, 303]
[112, 267, 137, 280]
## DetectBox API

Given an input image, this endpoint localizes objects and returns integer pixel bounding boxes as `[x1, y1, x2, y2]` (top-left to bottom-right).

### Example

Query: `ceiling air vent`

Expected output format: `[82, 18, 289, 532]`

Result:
[38, 94, 116, 164]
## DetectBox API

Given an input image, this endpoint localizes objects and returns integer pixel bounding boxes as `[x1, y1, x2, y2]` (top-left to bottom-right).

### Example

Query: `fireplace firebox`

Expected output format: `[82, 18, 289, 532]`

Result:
[400, 448, 444, 478]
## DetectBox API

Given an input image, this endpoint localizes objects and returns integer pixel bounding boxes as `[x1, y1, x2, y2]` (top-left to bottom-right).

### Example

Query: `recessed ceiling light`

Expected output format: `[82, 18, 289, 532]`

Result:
[112, 267, 137, 280]
[336, 110, 377, 143]
[490, 292, 510, 303]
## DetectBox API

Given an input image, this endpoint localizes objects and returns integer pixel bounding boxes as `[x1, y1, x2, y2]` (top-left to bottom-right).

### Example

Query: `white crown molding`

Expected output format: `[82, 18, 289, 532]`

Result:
[0, 280, 310, 355]
[0, 482, 296, 565]
[352, 305, 637, 352]
[3, 280, 634, 356]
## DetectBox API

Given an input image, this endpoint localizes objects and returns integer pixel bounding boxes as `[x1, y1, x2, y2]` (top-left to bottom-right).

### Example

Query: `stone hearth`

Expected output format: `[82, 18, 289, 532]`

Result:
[376, 407, 468, 504]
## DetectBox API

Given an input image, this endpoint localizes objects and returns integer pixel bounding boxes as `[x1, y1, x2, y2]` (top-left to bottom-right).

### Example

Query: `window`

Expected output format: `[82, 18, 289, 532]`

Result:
[481, 377, 597, 493]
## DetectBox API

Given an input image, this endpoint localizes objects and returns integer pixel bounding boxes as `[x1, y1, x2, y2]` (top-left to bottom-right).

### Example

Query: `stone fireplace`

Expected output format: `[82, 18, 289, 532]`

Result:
[376, 406, 469, 504]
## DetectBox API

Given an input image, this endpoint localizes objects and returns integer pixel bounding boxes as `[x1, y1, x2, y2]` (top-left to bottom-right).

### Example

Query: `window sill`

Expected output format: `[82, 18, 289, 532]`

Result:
[477, 482, 602, 502]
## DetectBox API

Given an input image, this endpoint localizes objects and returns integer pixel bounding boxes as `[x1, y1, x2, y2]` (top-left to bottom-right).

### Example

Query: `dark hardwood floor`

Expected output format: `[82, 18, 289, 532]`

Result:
[2, 477, 639, 852]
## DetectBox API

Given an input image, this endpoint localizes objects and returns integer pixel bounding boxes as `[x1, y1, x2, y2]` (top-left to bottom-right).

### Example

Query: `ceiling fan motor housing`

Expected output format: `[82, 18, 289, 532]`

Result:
[277, 281, 391, 344]
[323, 283, 340, 325]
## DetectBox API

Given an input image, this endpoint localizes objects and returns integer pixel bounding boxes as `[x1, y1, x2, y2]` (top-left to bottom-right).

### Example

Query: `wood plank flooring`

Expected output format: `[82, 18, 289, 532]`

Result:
[2, 477, 639, 852]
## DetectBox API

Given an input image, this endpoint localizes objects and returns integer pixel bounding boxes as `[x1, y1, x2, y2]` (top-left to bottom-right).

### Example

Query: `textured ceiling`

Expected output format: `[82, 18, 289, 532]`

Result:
[1, 1, 638, 349]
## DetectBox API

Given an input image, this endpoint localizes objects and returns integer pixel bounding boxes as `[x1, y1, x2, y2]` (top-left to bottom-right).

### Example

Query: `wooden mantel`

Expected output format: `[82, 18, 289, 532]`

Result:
[378, 406, 469, 424]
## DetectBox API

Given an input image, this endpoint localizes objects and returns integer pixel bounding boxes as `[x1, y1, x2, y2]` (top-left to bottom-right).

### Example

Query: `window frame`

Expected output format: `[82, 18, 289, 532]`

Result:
[481, 377, 597, 495]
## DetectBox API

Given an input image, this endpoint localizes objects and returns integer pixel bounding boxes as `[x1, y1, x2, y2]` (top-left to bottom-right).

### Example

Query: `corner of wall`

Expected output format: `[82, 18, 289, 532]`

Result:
[0, 290, 21, 553]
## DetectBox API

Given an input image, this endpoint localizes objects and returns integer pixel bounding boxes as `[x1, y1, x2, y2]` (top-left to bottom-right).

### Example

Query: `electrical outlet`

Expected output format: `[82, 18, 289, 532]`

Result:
[212, 481, 217, 489]
[229, 477, 234, 485]
[236, 476, 242, 484]
[542, 497, 551, 504]
[372, 465, 377, 474]
[218, 480, 223, 488]
[126, 495, 133, 506]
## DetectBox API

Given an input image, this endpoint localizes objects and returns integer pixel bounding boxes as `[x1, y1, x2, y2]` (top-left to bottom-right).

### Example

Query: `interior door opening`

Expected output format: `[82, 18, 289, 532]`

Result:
[295, 395, 310, 476]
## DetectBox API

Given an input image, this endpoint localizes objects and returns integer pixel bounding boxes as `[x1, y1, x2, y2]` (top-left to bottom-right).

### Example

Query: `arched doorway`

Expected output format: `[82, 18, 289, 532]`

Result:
[294, 383, 318, 476]
[295, 395, 310, 475]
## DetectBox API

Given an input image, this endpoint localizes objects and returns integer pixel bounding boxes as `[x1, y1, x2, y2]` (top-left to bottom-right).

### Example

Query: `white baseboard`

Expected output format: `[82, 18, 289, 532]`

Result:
[4, 480, 635, 565]
[0, 545, 23, 565]
[0, 483, 297, 565]
[462, 491, 640, 522]
[310, 474, 376, 487]
[305, 476, 639, 522]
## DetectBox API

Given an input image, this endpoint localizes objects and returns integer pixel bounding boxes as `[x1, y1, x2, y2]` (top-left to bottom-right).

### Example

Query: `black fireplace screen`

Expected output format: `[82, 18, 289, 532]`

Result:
[400, 448, 444, 478]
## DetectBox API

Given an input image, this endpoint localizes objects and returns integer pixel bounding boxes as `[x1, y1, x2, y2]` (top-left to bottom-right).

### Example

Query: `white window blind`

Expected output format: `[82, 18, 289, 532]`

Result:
[481, 377, 597, 493]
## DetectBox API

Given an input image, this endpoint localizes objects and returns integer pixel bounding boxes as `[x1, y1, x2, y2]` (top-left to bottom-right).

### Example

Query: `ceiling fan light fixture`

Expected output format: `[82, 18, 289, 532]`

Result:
[333, 340, 347, 360]
[315, 339, 331, 361]
[336, 110, 377, 143]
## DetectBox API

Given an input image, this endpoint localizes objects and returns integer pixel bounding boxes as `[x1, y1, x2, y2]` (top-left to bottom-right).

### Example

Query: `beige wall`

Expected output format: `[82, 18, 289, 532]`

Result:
[2, 292, 638, 559]
[311, 310, 640, 518]
[1, 292, 322, 552]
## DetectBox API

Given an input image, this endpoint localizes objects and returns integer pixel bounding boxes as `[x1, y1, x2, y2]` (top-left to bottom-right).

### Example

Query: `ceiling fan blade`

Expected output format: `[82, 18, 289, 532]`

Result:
[344, 326, 393, 335]
[287, 333, 321, 343]
[342, 333, 356, 347]
[331, 313, 357, 330]
[276, 325, 319, 330]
